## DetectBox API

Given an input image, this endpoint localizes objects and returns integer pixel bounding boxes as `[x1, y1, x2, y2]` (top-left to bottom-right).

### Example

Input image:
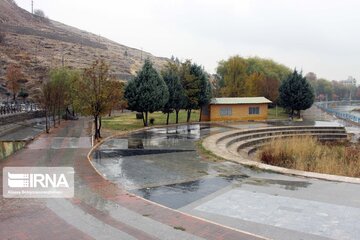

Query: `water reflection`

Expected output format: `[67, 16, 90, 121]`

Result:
[92, 124, 228, 190]
[131, 174, 311, 209]
[243, 178, 311, 191]
[133, 178, 229, 209]
[92, 123, 313, 209]
[128, 138, 144, 149]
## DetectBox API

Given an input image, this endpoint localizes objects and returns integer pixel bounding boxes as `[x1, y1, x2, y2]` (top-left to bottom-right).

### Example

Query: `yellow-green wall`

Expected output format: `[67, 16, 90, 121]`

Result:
[201, 104, 268, 121]
[0, 141, 26, 160]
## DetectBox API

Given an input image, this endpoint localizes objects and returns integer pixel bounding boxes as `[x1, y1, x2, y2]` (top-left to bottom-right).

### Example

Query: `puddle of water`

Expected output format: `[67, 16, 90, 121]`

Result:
[130, 174, 311, 209]
[243, 178, 311, 191]
[92, 124, 233, 189]
[92, 123, 312, 209]
[131, 177, 235, 209]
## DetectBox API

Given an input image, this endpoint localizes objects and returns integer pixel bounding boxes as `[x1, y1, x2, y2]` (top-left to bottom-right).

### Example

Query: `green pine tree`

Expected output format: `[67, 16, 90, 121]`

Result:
[198, 72, 212, 121]
[162, 62, 186, 124]
[181, 61, 211, 122]
[125, 59, 169, 126]
[279, 70, 315, 118]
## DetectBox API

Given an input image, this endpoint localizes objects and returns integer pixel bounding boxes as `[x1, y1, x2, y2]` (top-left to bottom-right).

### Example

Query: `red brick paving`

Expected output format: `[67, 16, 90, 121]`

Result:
[0, 119, 266, 240]
[0, 199, 93, 240]
[71, 199, 160, 240]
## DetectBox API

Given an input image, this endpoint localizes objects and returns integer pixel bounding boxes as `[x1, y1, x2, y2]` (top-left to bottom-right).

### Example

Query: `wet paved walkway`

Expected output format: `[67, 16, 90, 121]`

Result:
[0, 119, 265, 240]
[1, 108, 360, 240]
[92, 120, 360, 240]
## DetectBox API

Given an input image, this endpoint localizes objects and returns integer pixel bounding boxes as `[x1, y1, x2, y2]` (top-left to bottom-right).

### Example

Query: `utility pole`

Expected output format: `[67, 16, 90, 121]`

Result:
[31, 0, 34, 14]
[350, 89, 352, 101]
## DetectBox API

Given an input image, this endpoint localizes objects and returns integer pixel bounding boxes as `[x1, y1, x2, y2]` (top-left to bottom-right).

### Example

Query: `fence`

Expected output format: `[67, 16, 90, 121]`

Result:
[316, 102, 360, 123]
[0, 103, 39, 116]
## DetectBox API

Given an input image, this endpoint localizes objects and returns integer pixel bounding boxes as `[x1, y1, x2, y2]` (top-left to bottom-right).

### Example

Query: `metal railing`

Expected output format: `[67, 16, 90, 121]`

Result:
[316, 102, 360, 123]
[0, 103, 39, 116]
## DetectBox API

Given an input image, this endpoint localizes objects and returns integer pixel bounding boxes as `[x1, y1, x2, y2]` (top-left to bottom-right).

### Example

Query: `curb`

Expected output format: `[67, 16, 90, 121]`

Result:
[86, 125, 270, 240]
[202, 129, 360, 184]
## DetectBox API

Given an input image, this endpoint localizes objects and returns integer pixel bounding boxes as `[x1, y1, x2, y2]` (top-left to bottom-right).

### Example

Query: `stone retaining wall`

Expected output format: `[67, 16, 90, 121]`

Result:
[0, 111, 45, 126]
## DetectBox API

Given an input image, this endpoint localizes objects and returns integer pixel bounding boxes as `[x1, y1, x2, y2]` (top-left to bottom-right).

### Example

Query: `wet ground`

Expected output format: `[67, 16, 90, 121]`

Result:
[0, 122, 45, 141]
[92, 121, 360, 240]
[92, 124, 234, 190]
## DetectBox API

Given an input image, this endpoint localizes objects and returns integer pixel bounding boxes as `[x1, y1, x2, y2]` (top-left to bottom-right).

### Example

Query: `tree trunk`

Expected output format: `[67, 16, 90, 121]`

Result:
[145, 111, 148, 126]
[52, 110, 56, 127]
[94, 115, 99, 139]
[291, 109, 294, 119]
[98, 116, 102, 139]
[142, 112, 146, 126]
[199, 107, 202, 122]
[45, 109, 49, 133]
[166, 112, 170, 125]
[108, 109, 112, 117]
[65, 107, 69, 120]
[58, 105, 61, 125]
[175, 110, 179, 124]
[187, 109, 191, 123]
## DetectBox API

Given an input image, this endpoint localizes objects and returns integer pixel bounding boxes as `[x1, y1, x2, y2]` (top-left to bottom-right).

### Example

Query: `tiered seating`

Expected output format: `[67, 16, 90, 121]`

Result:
[209, 126, 347, 160]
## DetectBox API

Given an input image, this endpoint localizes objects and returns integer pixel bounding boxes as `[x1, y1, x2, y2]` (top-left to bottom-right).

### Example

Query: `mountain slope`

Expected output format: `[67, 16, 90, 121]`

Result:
[0, 0, 168, 99]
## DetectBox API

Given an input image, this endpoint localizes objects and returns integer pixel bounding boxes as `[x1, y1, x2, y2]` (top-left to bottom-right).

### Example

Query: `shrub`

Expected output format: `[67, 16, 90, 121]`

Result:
[34, 9, 46, 18]
[149, 118, 155, 125]
[136, 112, 143, 119]
[34, 9, 50, 23]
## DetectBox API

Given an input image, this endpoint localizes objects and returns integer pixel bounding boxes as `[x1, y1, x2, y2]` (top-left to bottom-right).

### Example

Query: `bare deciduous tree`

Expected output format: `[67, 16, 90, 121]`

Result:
[6, 64, 22, 101]
[75, 59, 117, 139]
[34, 83, 53, 133]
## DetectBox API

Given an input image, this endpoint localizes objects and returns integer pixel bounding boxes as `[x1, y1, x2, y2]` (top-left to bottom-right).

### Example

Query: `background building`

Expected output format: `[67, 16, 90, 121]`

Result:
[201, 97, 272, 122]
[340, 76, 356, 87]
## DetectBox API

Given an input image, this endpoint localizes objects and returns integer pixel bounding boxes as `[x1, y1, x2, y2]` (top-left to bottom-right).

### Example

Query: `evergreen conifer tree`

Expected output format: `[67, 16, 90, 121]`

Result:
[162, 62, 186, 124]
[279, 70, 314, 117]
[125, 59, 169, 126]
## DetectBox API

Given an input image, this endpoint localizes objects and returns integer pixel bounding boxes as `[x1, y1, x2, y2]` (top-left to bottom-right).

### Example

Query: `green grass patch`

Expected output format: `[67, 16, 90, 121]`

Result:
[268, 106, 288, 120]
[102, 110, 200, 131]
[195, 139, 226, 163]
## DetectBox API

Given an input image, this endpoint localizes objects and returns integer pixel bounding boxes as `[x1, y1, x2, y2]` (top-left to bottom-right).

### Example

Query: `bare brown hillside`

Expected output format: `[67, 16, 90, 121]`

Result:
[0, 0, 169, 99]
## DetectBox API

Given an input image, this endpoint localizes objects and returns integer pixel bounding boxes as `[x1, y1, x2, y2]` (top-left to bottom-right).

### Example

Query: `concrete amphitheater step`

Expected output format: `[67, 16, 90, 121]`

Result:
[212, 126, 347, 158]
[202, 126, 360, 183]
[238, 132, 347, 149]
[216, 126, 346, 148]
[243, 134, 349, 158]
[224, 128, 346, 149]
[216, 126, 345, 144]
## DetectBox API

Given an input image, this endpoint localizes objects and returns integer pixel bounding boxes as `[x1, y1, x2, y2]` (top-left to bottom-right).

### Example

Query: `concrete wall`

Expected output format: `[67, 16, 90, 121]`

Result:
[0, 111, 45, 126]
[200, 105, 211, 121]
[0, 141, 26, 160]
[201, 103, 268, 121]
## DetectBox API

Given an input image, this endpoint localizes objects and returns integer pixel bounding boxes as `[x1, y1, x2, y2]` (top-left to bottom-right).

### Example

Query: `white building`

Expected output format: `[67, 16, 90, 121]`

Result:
[340, 76, 356, 87]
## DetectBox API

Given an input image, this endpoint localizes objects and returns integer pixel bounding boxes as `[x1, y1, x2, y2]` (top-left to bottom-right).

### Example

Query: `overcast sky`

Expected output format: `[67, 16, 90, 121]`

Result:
[15, 0, 360, 81]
